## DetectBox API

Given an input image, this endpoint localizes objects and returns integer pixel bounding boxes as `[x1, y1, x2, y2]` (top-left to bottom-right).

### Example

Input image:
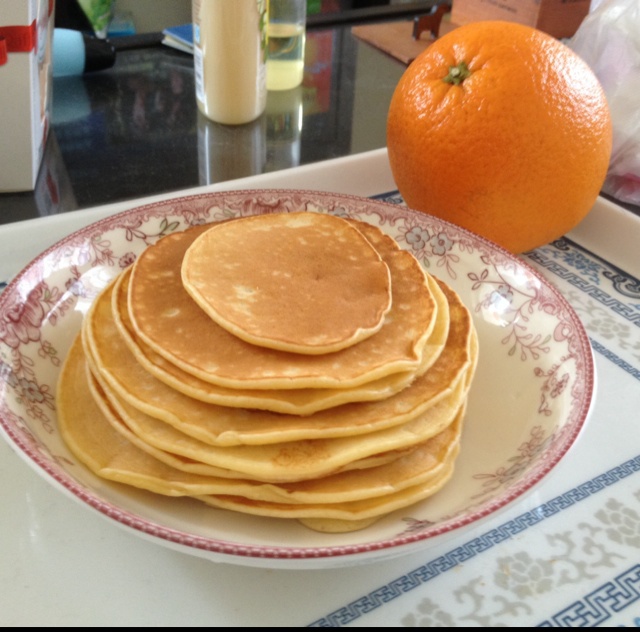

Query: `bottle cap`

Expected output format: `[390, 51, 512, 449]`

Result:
[82, 34, 116, 73]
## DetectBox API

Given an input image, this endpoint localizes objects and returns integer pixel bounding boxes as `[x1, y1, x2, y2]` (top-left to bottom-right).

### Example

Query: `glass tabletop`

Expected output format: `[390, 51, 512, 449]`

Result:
[0, 21, 409, 225]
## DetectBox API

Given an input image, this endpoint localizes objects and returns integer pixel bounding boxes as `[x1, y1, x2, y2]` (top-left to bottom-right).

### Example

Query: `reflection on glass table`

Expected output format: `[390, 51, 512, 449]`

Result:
[0, 24, 405, 225]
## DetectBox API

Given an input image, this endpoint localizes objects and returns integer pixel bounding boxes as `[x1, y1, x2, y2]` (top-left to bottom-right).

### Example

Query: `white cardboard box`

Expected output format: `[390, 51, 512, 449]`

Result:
[0, 0, 54, 192]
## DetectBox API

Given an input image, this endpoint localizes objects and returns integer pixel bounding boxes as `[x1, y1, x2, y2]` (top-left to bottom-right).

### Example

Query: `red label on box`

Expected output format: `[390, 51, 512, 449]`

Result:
[0, 21, 37, 55]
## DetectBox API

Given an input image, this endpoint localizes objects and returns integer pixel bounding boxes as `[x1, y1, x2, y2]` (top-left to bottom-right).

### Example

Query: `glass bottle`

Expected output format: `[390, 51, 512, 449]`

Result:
[267, 0, 307, 91]
[192, 0, 268, 125]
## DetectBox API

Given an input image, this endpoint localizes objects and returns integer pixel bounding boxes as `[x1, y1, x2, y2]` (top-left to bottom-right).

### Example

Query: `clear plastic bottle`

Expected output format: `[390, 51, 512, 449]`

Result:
[192, 0, 268, 125]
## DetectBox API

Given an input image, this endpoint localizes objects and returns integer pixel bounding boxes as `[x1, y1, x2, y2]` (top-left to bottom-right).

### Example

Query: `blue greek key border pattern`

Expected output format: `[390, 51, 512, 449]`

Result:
[590, 338, 640, 381]
[526, 240, 640, 318]
[539, 564, 640, 628]
[309, 456, 640, 627]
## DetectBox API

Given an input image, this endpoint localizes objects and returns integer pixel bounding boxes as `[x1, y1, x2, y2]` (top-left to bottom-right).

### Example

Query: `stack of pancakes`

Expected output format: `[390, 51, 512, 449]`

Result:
[57, 212, 478, 533]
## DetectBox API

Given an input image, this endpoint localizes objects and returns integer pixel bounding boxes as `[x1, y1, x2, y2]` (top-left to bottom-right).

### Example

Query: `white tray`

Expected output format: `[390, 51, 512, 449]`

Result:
[1, 149, 639, 627]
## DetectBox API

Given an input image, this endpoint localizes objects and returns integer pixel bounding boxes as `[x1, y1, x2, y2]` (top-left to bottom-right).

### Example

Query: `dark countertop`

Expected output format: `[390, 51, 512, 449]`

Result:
[0, 23, 408, 225]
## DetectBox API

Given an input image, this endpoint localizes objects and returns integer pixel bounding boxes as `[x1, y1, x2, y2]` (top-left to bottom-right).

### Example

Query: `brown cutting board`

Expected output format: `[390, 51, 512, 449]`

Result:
[351, 20, 436, 65]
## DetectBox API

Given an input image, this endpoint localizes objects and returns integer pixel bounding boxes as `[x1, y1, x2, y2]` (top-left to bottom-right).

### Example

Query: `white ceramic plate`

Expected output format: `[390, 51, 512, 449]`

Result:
[0, 190, 595, 569]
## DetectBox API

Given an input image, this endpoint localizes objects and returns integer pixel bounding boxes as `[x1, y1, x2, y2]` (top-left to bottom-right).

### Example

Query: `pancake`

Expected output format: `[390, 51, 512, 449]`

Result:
[87, 358, 411, 479]
[181, 212, 393, 354]
[91, 364, 467, 483]
[83, 272, 472, 446]
[127, 219, 437, 390]
[59, 334, 463, 508]
[198, 456, 457, 527]
[109, 267, 451, 416]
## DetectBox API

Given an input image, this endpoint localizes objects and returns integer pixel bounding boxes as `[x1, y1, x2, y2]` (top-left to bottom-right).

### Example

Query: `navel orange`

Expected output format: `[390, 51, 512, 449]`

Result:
[386, 20, 613, 254]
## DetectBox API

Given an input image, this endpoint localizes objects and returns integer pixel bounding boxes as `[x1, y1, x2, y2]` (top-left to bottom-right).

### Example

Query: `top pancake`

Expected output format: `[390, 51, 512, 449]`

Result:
[128, 218, 437, 390]
[181, 212, 392, 354]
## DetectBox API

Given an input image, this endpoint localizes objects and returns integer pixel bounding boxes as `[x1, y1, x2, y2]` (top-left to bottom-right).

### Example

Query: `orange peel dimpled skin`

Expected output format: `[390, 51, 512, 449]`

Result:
[386, 20, 613, 254]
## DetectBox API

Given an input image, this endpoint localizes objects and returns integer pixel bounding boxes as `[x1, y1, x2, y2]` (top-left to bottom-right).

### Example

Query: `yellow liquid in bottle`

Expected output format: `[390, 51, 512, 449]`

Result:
[267, 22, 305, 91]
